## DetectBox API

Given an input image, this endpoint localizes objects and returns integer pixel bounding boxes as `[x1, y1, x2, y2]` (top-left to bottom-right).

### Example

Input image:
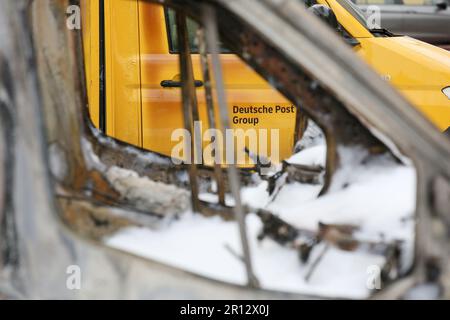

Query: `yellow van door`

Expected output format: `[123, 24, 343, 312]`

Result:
[138, 2, 297, 164]
[81, 0, 142, 146]
[82, 0, 298, 164]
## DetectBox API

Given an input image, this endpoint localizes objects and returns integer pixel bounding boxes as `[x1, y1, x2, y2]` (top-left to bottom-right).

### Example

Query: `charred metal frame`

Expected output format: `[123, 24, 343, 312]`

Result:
[176, 11, 202, 213]
[197, 26, 226, 206]
[0, 0, 449, 299]
[201, 5, 259, 288]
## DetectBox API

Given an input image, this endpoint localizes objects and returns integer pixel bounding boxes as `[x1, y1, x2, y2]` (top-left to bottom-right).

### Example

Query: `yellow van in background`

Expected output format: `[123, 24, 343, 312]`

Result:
[80, 0, 297, 164]
[80, 0, 450, 163]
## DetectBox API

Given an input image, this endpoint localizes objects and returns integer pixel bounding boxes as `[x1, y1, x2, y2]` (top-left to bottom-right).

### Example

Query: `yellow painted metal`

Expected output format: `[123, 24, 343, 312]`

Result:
[80, 0, 100, 128]
[104, 0, 142, 145]
[323, 0, 450, 131]
[355, 36, 450, 131]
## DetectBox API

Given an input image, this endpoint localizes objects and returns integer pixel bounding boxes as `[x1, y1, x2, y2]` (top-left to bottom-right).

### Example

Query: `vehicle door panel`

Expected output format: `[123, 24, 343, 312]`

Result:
[138, 3, 296, 164]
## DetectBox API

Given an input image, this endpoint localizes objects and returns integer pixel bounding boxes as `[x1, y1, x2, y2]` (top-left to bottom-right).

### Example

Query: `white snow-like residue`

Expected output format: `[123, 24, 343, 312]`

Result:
[105, 166, 190, 216]
[286, 144, 326, 167]
[106, 145, 416, 299]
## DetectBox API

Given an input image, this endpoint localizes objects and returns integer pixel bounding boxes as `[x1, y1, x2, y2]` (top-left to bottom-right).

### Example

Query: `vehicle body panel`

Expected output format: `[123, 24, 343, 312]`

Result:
[328, 0, 450, 131]
[355, 36, 450, 130]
